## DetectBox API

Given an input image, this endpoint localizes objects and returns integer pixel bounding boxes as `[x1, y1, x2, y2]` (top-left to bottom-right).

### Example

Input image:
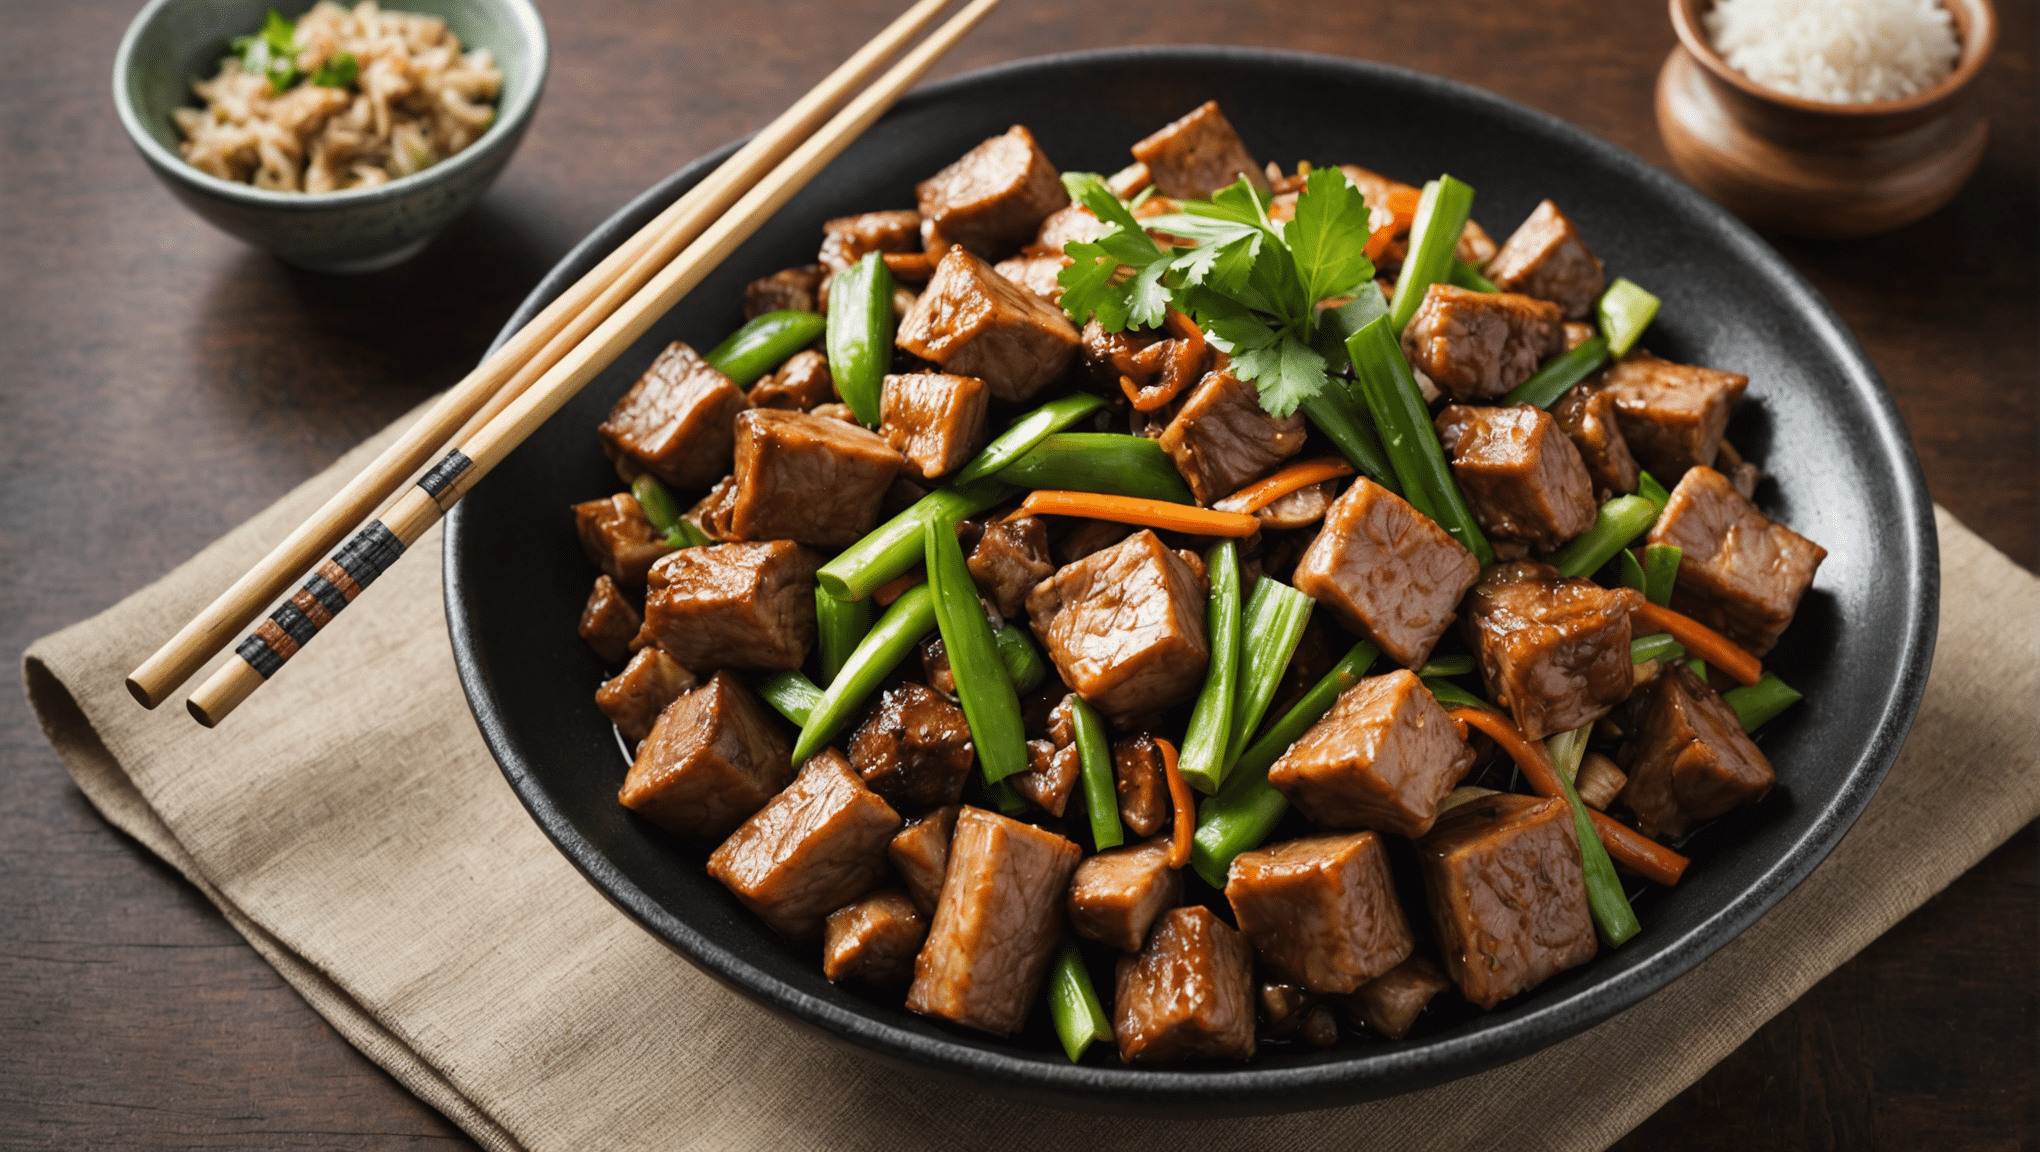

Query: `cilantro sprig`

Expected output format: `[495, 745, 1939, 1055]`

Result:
[230, 8, 358, 92]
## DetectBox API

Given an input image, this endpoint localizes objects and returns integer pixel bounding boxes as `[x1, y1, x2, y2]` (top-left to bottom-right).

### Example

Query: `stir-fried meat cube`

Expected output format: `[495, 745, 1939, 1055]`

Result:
[822, 889, 927, 988]
[847, 682, 975, 809]
[706, 749, 902, 940]
[1026, 529, 1210, 725]
[914, 126, 1068, 259]
[993, 253, 1067, 304]
[888, 804, 960, 915]
[879, 371, 990, 479]
[1112, 734, 1171, 838]
[918, 634, 958, 697]
[619, 671, 794, 842]
[1158, 370, 1309, 505]
[1334, 954, 1452, 1040]
[1292, 478, 1480, 669]
[595, 645, 697, 745]
[597, 341, 748, 490]
[818, 209, 922, 277]
[967, 515, 1053, 618]
[573, 493, 672, 589]
[1436, 403, 1598, 551]
[723, 409, 904, 548]
[1552, 379, 1640, 497]
[1402, 284, 1565, 402]
[747, 349, 834, 411]
[1600, 353, 1749, 479]
[1013, 738, 1081, 817]
[1054, 518, 1137, 564]
[1416, 792, 1596, 1010]
[897, 247, 1080, 404]
[743, 265, 821, 319]
[639, 540, 818, 671]
[1130, 101, 1268, 199]
[1458, 218, 1499, 267]
[1623, 662, 1777, 840]
[1463, 561, 1644, 741]
[1078, 318, 1166, 391]
[1646, 465, 1827, 655]
[578, 574, 641, 664]
[1068, 838, 1180, 953]
[906, 807, 1082, 1036]
[1112, 906, 1257, 1064]
[1225, 831, 1415, 994]
[1030, 203, 1107, 253]
[1483, 200, 1605, 320]
[1267, 669, 1476, 837]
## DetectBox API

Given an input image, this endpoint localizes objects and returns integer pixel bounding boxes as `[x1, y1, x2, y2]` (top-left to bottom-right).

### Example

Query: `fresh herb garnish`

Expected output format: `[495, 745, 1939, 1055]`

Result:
[231, 8, 303, 90]
[309, 51, 358, 89]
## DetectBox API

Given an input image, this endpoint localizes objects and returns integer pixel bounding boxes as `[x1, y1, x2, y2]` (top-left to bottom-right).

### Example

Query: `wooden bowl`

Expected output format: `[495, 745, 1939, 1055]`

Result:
[1657, 0, 1996, 238]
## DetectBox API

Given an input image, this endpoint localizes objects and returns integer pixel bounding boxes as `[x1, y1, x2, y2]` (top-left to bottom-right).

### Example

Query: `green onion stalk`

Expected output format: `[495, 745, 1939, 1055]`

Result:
[1416, 655, 1476, 678]
[1545, 495, 1660, 578]
[815, 482, 1013, 602]
[1546, 725, 1642, 947]
[991, 622, 1048, 694]
[1047, 938, 1113, 1062]
[1724, 671, 1803, 732]
[1449, 257, 1500, 293]
[1503, 337, 1609, 409]
[757, 670, 824, 728]
[954, 393, 1106, 485]
[1348, 317, 1496, 565]
[814, 589, 872, 686]
[924, 516, 1028, 784]
[1225, 578, 1315, 773]
[825, 251, 896, 425]
[631, 475, 710, 549]
[1598, 278, 1661, 359]
[1423, 675, 1499, 713]
[1388, 175, 1477, 334]
[1068, 695, 1124, 851]
[1301, 385, 1400, 493]
[994, 433, 1194, 503]
[1177, 541, 1242, 795]
[1630, 633, 1687, 666]
[704, 309, 827, 388]
[790, 585, 934, 763]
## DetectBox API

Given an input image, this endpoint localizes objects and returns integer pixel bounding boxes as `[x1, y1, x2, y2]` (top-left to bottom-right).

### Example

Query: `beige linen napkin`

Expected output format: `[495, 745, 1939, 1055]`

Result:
[25, 411, 2040, 1152]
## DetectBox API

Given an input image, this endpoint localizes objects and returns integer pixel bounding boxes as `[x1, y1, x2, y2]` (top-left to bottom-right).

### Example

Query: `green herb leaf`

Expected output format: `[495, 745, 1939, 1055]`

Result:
[1056, 172, 1168, 334]
[1284, 166, 1377, 307]
[309, 50, 357, 89]
[1231, 335, 1327, 418]
[237, 7, 303, 89]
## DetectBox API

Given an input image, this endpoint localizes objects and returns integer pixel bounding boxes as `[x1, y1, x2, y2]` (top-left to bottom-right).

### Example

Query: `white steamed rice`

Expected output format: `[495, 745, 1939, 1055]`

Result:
[1704, 0, 1962, 104]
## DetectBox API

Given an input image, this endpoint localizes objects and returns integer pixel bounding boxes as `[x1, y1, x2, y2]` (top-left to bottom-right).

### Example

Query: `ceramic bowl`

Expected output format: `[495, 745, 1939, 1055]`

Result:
[112, 0, 548, 273]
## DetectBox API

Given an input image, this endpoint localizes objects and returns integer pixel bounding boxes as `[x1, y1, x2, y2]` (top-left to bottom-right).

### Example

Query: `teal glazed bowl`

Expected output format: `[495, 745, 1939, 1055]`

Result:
[112, 0, 548, 273]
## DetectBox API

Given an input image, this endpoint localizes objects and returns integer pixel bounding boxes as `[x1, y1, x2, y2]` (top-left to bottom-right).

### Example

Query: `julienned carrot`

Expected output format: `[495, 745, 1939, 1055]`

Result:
[1363, 222, 1398, 261]
[1215, 457, 1355, 515]
[1587, 808, 1689, 887]
[1635, 602, 1762, 687]
[1017, 491, 1261, 537]
[1157, 737, 1193, 869]
[873, 569, 924, 606]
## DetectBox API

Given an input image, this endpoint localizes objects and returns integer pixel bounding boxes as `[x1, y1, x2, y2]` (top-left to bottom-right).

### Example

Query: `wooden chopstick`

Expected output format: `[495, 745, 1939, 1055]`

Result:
[124, 0, 955, 711]
[183, 0, 1003, 727]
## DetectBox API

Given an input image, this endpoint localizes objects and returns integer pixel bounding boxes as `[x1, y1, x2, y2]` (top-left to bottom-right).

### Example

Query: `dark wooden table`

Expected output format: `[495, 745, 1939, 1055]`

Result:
[3, 1, 2032, 1146]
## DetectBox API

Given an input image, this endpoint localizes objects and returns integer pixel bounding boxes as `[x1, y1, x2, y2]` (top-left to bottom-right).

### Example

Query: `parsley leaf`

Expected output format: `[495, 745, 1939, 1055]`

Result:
[1055, 172, 1169, 333]
[1285, 166, 1377, 306]
[1233, 336, 1328, 419]
[309, 51, 358, 89]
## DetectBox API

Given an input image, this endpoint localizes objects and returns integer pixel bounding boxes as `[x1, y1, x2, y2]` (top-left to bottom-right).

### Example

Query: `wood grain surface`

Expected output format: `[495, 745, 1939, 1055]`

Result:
[2, 0, 2031, 1147]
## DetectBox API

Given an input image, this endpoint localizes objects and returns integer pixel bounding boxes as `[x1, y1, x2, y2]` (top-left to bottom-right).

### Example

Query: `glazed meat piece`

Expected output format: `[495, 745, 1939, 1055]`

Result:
[747, 349, 834, 411]
[1462, 561, 1644, 740]
[723, 409, 904, 548]
[1623, 663, 1777, 840]
[1068, 838, 1180, 953]
[1013, 738, 1081, 817]
[743, 265, 821, 319]
[1551, 379, 1641, 497]
[1129, 101, 1269, 199]
[1483, 200, 1605, 320]
[847, 682, 975, 809]
[638, 540, 818, 671]
[1158, 370, 1309, 505]
[818, 209, 922, 276]
[573, 493, 672, 589]
[578, 574, 641, 664]
[1054, 518, 1136, 565]
[686, 475, 738, 540]
[1600, 353, 1749, 479]
[1646, 465, 1827, 655]
[993, 253, 1067, 304]
[1291, 478, 1481, 669]
[1225, 831, 1415, 994]
[619, 671, 795, 842]
[1111, 734, 1171, 838]
[1401, 283, 1565, 402]
[1416, 792, 1596, 1010]
[967, 515, 1053, 619]
[822, 889, 928, 988]
[1435, 403, 1598, 552]
[919, 634, 958, 697]
[896, 247, 1081, 404]
[888, 804, 960, 915]
[879, 371, 990, 479]
[595, 645, 697, 745]
[1112, 906, 1257, 1065]
[1030, 202, 1107, 253]
[1267, 669, 1477, 837]
[914, 125, 1069, 258]
[706, 749, 902, 940]
[1563, 320, 1598, 352]
[596, 341, 748, 489]
[1078, 318, 1167, 392]
[1334, 954, 1452, 1040]
[1026, 529, 1210, 725]
[907, 807, 1082, 1036]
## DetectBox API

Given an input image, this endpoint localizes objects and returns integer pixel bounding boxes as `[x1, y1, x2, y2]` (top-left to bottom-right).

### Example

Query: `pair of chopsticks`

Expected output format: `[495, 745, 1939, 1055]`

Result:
[126, 0, 1002, 727]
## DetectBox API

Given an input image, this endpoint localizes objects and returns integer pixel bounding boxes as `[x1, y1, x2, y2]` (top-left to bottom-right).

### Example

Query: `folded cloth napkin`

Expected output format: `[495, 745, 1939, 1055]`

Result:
[24, 409, 2040, 1152]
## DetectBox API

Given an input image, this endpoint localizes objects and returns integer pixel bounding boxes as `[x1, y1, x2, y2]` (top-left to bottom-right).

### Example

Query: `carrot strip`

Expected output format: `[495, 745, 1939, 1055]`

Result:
[872, 569, 924, 606]
[1214, 457, 1355, 515]
[1635, 602, 1762, 687]
[1588, 810, 1689, 887]
[1364, 221, 1399, 261]
[1017, 490, 1261, 537]
[1156, 737, 1193, 869]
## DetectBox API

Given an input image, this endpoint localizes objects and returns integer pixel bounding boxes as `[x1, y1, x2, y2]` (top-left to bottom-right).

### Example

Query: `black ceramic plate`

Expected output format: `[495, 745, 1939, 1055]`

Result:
[445, 47, 1936, 1115]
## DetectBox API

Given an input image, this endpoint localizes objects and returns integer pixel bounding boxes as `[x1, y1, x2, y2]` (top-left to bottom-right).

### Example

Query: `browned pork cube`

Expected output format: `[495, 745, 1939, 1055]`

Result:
[1335, 954, 1452, 1040]
[1552, 380, 1641, 497]
[723, 409, 904, 548]
[1402, 284, 1565, 401]
[967, 515, 1053, 618]
[1026, 530, 1210, 725]
[818, 209, 922, 276]
[914, 125, 1068, 258]
[578, 574, 640, 664]
[1463, 561, 1644, 741]
[1483, 200, 1605, 320]
[1417, 792, 1596, 1010]
[847, 682, 974, 809]
[595, 646, 697, 745]
[1030, 203, 1108, 253]
[1267, 669, 1476, 837]
[879, 372, 989, 479]
[1601, 353, 1749, 479]
[743, 265, 821, 319]
[1130, 101, 1269, 199]
[907, 807, 1082, 1036]
[638, 540, 818, 671]
[619, 671, 794, 842]
[888, 804, 960, 915]
[1435, 403, 1598, 552]
[1292, 478, 1481, 669]
[596, 341, 747, 490]
[993, 253, 1067, 303]
[1159, 370, 1309, 505]
[1646, 465, 1828, 655]
[1067, 838, 1180, 953]
[747, 349, 834, 411]
[1623, 663, 1777, 840]
[574, 493, 672, 590]
[1013, 738, 1081, 817]
[1113, 906, 1257, 1064]
[1225, 831, 1415, 994]
[896, 248, 1080, 404]
[706, 749, 902, 939]
[1112, 734, 1171, 838]
[822, 889, 927, 988]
